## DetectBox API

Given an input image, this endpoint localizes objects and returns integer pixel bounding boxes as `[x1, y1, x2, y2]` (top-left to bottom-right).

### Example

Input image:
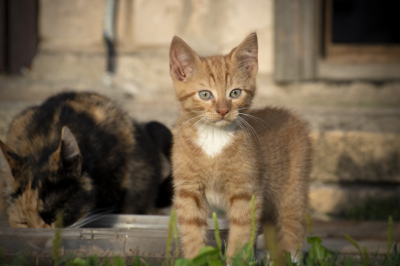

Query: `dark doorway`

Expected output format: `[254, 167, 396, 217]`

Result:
[0, 0, 38, 74]
[323, 0, 400, 63]
[332, 0, 400, 44]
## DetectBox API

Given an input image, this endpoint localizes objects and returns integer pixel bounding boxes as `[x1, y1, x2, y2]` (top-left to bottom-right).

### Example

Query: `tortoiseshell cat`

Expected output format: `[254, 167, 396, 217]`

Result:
[0, 92, 173, 228]
[169, 33, 312, 259]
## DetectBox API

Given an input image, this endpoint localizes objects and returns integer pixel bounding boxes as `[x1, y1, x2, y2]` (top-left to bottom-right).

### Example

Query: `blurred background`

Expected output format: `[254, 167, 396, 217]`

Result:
[0, 0, 399, 221]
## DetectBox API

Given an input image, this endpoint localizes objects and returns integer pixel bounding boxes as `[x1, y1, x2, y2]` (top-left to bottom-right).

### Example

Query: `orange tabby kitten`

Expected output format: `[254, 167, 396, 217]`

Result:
[169, 33, 312, 259]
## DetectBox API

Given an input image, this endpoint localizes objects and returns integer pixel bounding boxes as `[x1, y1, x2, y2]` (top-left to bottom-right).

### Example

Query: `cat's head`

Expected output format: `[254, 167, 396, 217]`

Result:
[169, 33, 258, 127]
[0, 126, 93, 228]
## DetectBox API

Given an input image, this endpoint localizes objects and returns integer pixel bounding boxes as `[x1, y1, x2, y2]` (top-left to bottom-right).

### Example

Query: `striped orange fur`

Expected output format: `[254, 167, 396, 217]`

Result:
[169, 33, 312, 259]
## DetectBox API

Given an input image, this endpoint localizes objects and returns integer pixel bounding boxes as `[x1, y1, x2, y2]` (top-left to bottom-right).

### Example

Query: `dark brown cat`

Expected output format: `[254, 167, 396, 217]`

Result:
[0, 92, 173, 228]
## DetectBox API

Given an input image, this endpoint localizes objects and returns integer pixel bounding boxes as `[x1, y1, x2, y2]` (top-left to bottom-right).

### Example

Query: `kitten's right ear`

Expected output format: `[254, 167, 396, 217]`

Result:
[169, 36, 199, 82]
[0, 140, 17, 189]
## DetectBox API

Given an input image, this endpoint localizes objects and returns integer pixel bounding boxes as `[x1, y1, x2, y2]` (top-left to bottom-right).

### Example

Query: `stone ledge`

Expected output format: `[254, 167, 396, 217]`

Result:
[311, 131, 400, 183]
[310, 182, 400, 216]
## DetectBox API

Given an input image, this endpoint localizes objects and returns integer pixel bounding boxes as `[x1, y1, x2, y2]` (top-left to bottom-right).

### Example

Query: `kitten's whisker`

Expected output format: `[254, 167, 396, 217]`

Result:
[175, 114, 206, 133]
[239, 119, 252, 143]
[238, 106, 274, 115]
[239, 113, 271, 130]
[237, 107, 258, 111]
[70, 216, 101, 228]
[238, 117, 261, 145]
[198, 120, 214, 151]
[69, 208, 115, 228]
[70, 215, 106, 228]
[237, 107, 254, 111]
[235, 119, 253, 148]
[179, 110, 204, 114]
[234, 119, 249, 140]
[243, 119, 262, 146]
[186, 117, 206, 140]
[238, 120, 250, 140]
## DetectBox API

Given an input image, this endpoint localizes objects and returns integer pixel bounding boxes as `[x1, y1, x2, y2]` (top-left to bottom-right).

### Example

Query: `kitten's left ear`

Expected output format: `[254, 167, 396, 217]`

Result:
[54, 126, 82, 176]
[230, 32, 258, 78]
[169, 36, 200, 82]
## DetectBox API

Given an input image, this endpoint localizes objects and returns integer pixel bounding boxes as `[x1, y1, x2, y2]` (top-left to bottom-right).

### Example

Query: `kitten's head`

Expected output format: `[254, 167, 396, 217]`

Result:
[169, 33, 258, 127]
[0, 126, 93, 228]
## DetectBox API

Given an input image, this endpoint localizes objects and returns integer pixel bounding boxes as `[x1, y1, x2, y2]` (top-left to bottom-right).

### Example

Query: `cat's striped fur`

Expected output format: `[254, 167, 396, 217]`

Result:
[0, 92, 173, 228]
[169, 33, 312, 258]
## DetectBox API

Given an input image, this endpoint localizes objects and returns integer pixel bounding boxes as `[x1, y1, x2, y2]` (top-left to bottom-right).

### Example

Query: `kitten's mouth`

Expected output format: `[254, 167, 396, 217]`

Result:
[214, 119, 232, 127]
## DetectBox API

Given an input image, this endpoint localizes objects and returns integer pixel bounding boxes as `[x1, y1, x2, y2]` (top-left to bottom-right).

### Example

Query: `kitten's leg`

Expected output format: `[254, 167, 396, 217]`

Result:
[174, 185, 208, 258]
[275, 190, 307, 258]
[225, 191, 262, 258]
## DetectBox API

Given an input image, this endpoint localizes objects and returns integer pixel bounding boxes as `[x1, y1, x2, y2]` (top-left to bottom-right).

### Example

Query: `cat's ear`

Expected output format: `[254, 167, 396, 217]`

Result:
[230, 32, 258, 78]
[54, 126, 82, 176]
[0, 140, 17, 189]
[169, 36, 199, 82]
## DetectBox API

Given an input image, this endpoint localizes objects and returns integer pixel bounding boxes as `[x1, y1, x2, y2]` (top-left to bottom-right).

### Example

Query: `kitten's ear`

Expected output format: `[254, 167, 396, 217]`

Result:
[0, 140, 17, 189]
[169, 36, 199, 82]
[54, 126, 82, 175]
[230, 32, 258, 78]
[60, 126, 80, 160]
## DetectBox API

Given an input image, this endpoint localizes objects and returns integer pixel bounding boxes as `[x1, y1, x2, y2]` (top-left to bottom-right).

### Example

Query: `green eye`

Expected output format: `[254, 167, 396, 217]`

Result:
[199, 91, 212, 100]
[230, 89, 242, 98]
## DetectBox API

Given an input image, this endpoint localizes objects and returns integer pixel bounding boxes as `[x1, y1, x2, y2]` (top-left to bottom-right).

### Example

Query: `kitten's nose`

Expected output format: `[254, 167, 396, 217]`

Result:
[217, 109, 229, 117]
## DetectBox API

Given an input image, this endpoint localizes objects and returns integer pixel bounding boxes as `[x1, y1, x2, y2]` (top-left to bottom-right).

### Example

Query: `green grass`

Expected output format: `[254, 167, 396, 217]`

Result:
[1, 199, 399, 266]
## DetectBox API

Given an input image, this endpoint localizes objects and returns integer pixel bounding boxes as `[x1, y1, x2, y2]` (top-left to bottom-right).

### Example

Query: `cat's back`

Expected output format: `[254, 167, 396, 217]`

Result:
[246, 106, 312, 170]
[6, 92, 135, 163]
[247, 106, 309, 142]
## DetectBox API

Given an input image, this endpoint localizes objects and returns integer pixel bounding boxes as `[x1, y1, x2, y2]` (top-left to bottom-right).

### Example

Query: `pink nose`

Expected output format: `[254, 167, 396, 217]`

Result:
[217, 109, 229, 117]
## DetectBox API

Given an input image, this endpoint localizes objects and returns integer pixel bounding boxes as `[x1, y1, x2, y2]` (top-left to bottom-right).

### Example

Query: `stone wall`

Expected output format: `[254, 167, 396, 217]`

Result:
[39, 0, 274, 75]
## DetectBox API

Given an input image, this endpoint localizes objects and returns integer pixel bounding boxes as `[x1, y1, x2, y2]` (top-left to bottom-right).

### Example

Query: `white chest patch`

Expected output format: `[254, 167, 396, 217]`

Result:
[195, 124, 235, 157]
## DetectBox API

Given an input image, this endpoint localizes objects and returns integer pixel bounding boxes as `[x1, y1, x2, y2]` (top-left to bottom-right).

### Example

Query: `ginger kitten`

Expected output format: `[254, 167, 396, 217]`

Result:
[169, 33, 312, 259]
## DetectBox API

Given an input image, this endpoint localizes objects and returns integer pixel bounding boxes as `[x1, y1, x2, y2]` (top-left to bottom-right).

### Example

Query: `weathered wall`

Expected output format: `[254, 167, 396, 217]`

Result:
[39, 0, 106, 52]
[39, 0, 274, 75]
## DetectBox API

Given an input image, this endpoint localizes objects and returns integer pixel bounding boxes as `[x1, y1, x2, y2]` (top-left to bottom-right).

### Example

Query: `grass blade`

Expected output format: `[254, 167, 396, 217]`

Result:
[171, 209, 180, 258]
[166, 209, 174, 266]
[345, 234, 373, 266]
[264, 224, 285, 266]
[246, 195, 256, 261]
[388, 216, 393, 254]
[212, 212, 223, 259]
[131, 255, 143, 266]
[345, 234, 361, 254]
[113, 256, 125, 266]
[305, 214, 313, 236]
[362, 247, 371, 266]
[53, 212, 63, 266]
